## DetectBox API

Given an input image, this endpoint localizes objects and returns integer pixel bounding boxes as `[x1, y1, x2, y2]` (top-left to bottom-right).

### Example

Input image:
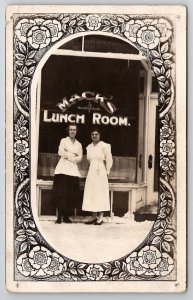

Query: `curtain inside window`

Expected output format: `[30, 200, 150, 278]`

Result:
[38, 153, 136, 182]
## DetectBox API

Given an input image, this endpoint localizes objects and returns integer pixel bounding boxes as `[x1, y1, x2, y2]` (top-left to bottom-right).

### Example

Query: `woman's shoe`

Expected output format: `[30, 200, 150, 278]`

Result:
[94, 220, 103, 225]
[63, 217, 72, 223]
[85, 218, 97, 225]
[55, 218, 62, 224]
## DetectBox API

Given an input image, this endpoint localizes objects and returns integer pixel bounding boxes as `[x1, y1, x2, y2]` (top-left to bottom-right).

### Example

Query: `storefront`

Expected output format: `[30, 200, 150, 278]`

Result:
[36, 34, 158, 220]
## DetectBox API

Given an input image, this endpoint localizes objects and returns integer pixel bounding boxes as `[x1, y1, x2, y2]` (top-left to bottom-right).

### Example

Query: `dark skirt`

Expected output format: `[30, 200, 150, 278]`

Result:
[52, 174, 80, 217]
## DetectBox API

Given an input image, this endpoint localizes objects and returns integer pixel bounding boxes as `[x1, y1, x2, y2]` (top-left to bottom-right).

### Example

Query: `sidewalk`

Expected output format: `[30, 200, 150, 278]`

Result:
[39, 217, 153, 263]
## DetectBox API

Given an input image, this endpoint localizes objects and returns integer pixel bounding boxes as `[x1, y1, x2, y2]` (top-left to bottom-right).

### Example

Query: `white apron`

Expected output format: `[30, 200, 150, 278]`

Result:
[82, 141, 113, 212]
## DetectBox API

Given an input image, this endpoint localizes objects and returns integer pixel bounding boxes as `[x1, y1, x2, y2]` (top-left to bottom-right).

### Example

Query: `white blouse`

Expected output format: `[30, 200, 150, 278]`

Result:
[54, 137, 83, 177]
[86, 141, 113, 174]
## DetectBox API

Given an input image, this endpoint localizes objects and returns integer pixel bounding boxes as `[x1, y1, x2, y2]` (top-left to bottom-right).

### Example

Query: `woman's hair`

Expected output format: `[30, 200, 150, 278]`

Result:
[90, 127, 102, 136]
[66, 123, 79, 133]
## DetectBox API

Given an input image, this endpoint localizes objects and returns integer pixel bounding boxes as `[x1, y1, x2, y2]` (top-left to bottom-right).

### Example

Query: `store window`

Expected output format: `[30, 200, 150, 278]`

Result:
[37, 36, 143, 184]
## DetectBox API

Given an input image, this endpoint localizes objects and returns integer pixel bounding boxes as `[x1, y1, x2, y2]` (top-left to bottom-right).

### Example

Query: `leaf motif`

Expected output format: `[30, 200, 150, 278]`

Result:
[80, 15, 87, 20]
[28, 220, 35, 228]
[160, 88, 166, 95]
[164, 234, 174, 242]
[166, 89, 171, 95]
[117, 17, 124, 23]
[26, 229, 36, 235]
[151, 50, 160, 58]
[16, 235, 26, 242]
[115, 261, 120, 268]
[16, 229, 26, 235]
[105, 268, 111, 275]
[152, 236, 161, 245]
[70, 268, 78, 275]
[69, 261, 75, 268]
[122, 261, 127, 272]
[68, 27, 74, 34]
[101, 275, 110, 280]
[164, 60, 172, 66]
[28, 236, 38, 245]
[80, 276, 88, 281]
[158, 212, 166, 219]
[162, 53, 173, 60]
[160, 66, 165, 74]
[17, 71, 23, 79]
[153, 228, 164, 236]
[153, 66, 160, 76]
[165, 229, 174, 235]
[101, 26, 111, 32]
[19, 42, 26, 54]
[20, 241, 28, 252]
[112, 268, 120, 275]
[113, 27, 120, 34]
[23, 66, 28, 76]
[77, 26, 85, 32]
[25, 59, 35, 66]
[119, 271, 127, 279]
[157, 76, 165, 82]
[28, 50, 36, 59]
[122, 15, 129, 21]
[103, 263, 111, 269]
[152, 59, 163, 66]
[77, 20, 84, 26]
[69, 19, 76, 26]
[166, 69, 171, 78]
[77, 263, 86, 269]
[62, 272, 71, 278]
[77, 269, 85, 275]
[159, 82, 166, 89]
[18, 216, 24, 225]
[15, 53, 25, 60]
[161, 42, 169, 54]
[162, 241, 171, 252]
[103, 20, 110, 25]
[110, 20, 118, 26]
[62, 17, 70, 24]
[28, 66, 35, 76]
[153, 220, 161, 229]
[15, 60, 24, 67]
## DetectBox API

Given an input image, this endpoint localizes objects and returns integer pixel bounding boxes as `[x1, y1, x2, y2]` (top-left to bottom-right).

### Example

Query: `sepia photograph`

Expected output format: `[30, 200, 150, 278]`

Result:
[6, 5, 186, 292]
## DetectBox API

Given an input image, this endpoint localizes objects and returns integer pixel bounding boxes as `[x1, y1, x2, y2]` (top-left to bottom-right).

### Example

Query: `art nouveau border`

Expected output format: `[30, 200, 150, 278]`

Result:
[10, 10, 179, 283]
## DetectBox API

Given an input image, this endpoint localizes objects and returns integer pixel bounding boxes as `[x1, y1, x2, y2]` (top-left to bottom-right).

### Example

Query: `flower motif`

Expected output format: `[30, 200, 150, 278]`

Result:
[15, 18, 36, 43]
[44, 253, 64, 276]
[29, 246, 52, 271]
[152, 18, 172, 42]
[14, 139, 29, 157]
[154, 253, 174, 276]
[43, 20, 63, 42]
[138, 246, 161, 269]
[160, 139, 175, 156]
[86, 14, 102, 31]
[17, 253, 37, 277]
[86, 264, 104, 280]
[27, 25, 51, 49]
[137, 25, 161, 50]
[15, 157, 29, 171]
[124, 20, 144, 42]
[160, 125, 172, 139]
[18, 126, 28, 139]
[126, 252, 146, 275]
[160, 157, 172, 171]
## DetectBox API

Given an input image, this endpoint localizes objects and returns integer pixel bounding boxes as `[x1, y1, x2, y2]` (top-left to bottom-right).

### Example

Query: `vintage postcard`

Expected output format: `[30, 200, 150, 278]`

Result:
[6, 5, 186, 292]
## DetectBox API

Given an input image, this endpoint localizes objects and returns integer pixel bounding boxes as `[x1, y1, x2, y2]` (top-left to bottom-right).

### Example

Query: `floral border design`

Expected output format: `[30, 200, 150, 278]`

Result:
[13, 13, 176, 281]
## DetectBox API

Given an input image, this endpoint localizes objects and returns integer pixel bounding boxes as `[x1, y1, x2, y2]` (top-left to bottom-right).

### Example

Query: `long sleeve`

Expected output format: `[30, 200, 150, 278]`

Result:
[58, 139, 75, 159]
[67, 144, 83, 163]
[104, 144, 113, 175]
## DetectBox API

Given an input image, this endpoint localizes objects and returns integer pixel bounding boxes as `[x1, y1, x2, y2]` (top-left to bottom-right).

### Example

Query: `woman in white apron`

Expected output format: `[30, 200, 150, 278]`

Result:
[82, 128, 113, 225]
